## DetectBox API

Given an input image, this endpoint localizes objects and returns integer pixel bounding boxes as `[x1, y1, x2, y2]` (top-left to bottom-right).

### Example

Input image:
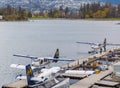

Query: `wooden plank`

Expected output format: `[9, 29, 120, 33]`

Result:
[95, 80, 119, 87]
[70, 66, 113, 88]
[2, 80, 27, 88]
[60, 73, 87, 79]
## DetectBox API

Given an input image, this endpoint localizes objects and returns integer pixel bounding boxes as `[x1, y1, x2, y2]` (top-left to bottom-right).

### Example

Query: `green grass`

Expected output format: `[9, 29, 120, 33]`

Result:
[2, 15, 120, 21]
[31, 16, 50, 19]
[85, 18, 120, 21]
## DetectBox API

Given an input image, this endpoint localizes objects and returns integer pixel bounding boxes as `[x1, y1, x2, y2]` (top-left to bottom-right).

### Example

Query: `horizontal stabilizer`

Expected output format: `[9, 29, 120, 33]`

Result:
[10, 64, 36, 70]
[10, 64, 25, 69]
[16, 75, 27, 80]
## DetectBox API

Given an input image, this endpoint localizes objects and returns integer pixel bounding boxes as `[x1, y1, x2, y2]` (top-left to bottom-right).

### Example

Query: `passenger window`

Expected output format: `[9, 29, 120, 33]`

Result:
[40, 60, 43, 64]
[44, 59, 46, 62]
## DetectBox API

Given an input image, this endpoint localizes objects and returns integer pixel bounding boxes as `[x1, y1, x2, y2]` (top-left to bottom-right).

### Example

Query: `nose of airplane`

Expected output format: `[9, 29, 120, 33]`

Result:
[31, 61, 40, 67]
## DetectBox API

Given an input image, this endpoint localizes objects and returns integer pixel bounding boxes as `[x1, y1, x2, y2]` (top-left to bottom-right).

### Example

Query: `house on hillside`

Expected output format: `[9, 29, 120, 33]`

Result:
[0, 15, 3, 20]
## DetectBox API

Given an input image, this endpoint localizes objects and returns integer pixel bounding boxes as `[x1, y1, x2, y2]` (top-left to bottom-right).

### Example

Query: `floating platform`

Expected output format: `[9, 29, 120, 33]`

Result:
[2, 80, 27, 88]
[70, 66, 113, 88]
[2, 78, 70, 88]
[95, 80, 119, 87]
[60, 73, 87, 79]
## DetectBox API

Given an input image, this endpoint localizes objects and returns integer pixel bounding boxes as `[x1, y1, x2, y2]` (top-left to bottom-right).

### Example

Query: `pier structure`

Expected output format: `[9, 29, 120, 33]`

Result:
[61, 47, 118, 70]
[2, 80, 27, 88]
[70, 66, 113, 88]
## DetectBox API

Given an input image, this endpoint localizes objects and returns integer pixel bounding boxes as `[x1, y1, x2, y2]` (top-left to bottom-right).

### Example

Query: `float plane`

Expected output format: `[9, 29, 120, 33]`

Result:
[13, 49, 74, 67]
[16, 64, 61, 87]
[76, 38, 120, 54]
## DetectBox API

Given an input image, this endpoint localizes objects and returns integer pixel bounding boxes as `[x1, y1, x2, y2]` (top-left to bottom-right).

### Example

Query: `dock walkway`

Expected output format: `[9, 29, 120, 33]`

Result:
[61, 47, 116, 69]
[70, 66, 113, 88]
[2, 80, 27, 88]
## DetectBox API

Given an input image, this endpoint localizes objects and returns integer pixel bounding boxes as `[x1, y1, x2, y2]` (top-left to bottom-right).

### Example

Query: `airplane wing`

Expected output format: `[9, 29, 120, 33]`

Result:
[13, 54, 38, 59]
[53, 59, 75, 61]
[16, 76, 44, 84]
[76, 42, 97, 45]
[44, 57, 75, 61]
[106, 43, 120, 46]
[16, 75, 43, 81]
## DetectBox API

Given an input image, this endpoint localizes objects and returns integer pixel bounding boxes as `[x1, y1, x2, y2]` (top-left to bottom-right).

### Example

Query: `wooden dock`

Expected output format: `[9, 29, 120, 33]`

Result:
[60, 73, 87, 79]
[70, 66, 113, 88]
[2, 47, 120, 88]
[2, 80, 27, 88]
[61, 47, 118, 69]
[95, 80, 119, 87]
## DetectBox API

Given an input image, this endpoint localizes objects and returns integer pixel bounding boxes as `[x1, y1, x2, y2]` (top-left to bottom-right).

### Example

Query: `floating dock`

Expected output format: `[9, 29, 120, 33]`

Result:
[60, 73, 87, 79]
[61, 49, 110, 69]
[70, 66, 113, 88]
[2, 47, 120, 88]
[2, 80, 27, 88]
[95, 80, 119, 87]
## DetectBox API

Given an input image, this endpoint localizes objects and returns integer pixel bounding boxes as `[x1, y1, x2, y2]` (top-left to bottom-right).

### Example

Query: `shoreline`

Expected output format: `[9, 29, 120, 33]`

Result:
[27, 18, 120, 21]
[0, 18, 120, 22]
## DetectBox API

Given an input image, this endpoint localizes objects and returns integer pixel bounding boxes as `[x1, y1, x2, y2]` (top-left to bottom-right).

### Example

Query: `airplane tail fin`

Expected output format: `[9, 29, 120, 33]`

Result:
[103, 38, 107, 51]
[103, 38, 107, 46]
[53, 49, 59, 63]
[26, 64, 34, 85]
[53, 48, 59, 59]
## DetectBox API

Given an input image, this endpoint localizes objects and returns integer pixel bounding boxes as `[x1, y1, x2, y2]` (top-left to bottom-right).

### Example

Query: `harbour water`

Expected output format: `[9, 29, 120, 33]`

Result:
[0, 20, 120, 87]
